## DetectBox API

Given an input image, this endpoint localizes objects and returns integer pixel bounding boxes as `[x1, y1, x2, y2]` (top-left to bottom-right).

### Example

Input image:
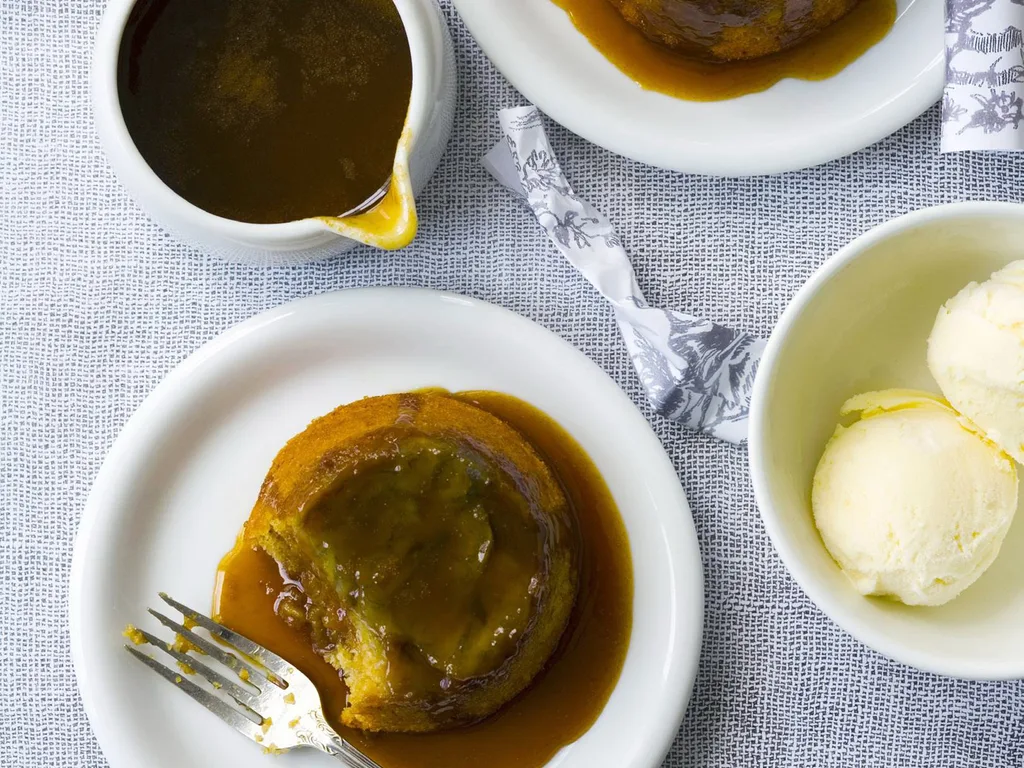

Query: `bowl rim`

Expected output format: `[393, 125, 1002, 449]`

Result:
[748, 200, 1024, 680]
[90, 0, 441, 244]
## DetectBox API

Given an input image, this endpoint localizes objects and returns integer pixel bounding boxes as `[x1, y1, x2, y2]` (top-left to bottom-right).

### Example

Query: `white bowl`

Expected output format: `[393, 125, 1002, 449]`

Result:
[749, 202, 1024, 679]
[92, 0, 456, 264]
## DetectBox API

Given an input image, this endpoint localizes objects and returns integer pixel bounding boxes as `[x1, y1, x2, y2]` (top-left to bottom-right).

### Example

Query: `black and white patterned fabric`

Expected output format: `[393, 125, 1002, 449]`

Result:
[943, 0, 1024, 150]
[485, 106, 763, 443]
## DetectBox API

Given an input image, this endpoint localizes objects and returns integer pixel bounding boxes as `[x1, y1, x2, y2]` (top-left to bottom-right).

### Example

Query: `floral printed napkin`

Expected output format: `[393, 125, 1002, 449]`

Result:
[943, 0, 1024, 150]
[483, 106, 763, 443]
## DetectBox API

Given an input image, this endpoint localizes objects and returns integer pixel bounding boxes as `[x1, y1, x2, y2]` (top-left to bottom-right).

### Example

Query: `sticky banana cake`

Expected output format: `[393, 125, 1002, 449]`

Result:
[240, 391, 579, 732]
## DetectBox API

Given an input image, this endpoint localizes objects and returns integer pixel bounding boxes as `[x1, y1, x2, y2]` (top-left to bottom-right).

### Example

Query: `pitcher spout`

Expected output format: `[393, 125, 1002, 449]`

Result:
[317, 127, 418, 251]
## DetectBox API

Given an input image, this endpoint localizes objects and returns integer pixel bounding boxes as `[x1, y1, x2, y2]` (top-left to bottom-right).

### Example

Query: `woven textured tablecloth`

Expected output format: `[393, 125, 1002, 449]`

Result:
[3, 1, 1024, 766]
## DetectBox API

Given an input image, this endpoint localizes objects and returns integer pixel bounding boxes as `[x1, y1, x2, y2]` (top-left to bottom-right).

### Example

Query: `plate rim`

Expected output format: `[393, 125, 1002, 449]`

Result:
[452, 0, 944, 176]
[69, 287, 705, 768]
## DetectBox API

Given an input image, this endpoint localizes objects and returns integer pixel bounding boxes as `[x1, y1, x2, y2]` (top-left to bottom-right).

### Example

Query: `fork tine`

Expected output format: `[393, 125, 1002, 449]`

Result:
[147, 609, 285, 689]
[136, 629, 262, 711]
[158, 593, 294, 677]
[125, 645, 264, 732]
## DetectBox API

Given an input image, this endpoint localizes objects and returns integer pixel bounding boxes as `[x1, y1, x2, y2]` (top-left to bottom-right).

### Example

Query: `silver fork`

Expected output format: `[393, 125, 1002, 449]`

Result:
[124, 593, 380, 767]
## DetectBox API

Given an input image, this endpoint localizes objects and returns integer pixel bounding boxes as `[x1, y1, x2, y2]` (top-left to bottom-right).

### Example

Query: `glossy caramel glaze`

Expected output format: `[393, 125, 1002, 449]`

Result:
[554, 0, 895, 100]
[214, 391, 633, 767]
[118, 0, 412, 223]
[306, 432, 551, 683]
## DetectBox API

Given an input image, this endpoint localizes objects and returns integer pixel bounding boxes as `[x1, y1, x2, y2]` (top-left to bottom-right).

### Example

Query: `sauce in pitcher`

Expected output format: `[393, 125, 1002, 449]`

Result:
[117, 0, 412, 224]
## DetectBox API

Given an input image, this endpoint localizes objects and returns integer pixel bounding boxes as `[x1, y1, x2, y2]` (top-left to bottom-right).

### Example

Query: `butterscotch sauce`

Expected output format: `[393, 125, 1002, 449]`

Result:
[552, 0, 896, 101]
[118, 0, 412, 223]
[213, 391, 633, 768]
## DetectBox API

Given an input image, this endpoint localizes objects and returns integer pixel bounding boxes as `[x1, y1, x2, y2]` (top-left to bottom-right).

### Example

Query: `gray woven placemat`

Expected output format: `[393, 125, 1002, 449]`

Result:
[2, 2, 1023, 766]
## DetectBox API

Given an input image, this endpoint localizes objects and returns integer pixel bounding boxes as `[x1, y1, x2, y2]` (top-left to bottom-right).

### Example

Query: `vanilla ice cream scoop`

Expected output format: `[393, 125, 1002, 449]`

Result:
[812, 390, 1018, 607]
[928, 261, 1024, 464]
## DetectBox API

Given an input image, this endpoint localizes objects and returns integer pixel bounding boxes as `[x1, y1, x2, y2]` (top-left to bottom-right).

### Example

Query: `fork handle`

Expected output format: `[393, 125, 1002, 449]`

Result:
[308, 711, 383, 768]
[320, 735, 383, 768]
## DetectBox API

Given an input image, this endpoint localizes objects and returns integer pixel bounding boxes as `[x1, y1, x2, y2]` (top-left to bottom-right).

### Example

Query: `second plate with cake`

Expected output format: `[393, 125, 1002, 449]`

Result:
[454, 0, 942, 175]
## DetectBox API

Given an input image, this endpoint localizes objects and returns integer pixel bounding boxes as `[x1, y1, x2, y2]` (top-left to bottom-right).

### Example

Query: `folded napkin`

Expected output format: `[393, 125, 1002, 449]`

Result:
[484, 106, 763, 444]
[943, 0, 1024, 151]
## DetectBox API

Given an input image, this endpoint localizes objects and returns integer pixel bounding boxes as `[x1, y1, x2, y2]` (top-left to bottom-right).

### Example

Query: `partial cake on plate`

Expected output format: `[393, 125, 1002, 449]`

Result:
[607, 0, 863, 60]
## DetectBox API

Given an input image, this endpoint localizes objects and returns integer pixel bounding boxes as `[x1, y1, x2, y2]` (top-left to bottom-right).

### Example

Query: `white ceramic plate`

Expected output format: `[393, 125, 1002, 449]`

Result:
[70, 289, 704, 768]
[453, 0, 943, 175]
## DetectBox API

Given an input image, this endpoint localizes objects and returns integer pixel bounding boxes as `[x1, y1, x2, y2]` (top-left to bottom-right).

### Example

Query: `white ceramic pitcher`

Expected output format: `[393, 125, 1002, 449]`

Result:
[92, 0, 456, 265]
